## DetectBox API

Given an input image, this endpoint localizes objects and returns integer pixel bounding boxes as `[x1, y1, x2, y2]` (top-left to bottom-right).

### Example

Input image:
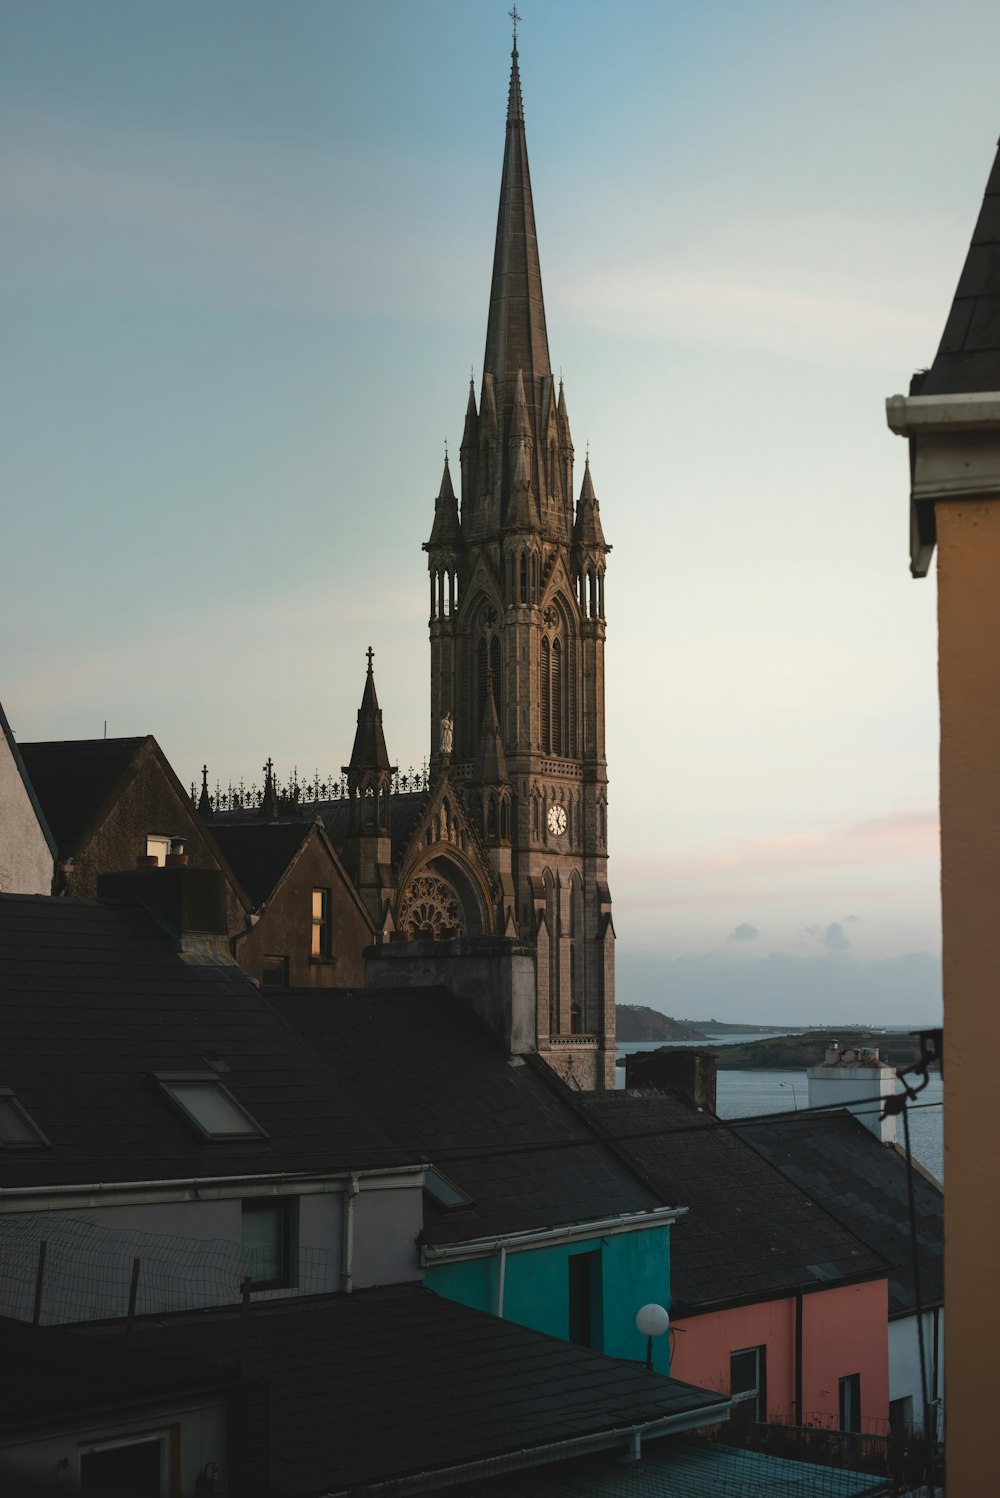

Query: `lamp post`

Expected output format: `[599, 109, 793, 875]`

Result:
[779, 1080, 799, 1110]
[635, 1302, 669, 1372]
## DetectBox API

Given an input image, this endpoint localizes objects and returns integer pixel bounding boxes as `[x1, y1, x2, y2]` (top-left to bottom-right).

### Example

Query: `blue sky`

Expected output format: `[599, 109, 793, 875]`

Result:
[5, 1, 998, 1021]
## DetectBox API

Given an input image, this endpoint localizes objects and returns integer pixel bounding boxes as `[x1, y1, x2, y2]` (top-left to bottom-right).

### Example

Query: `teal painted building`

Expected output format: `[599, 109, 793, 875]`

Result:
[424, 1220, 674, 1373]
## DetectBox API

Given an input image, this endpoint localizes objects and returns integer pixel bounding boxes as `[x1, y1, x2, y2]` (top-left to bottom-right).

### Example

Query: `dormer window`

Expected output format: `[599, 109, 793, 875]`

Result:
[0, 1089, 48, 1148]
[153, 1074, 267, 1141]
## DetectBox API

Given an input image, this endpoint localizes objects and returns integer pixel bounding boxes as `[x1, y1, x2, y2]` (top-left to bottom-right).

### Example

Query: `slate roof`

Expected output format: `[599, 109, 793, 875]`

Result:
[92, 1285, 727, 1496]
[0, 894, 411, 1187]
[577, 1092, 888, 1317]
[735, 1110, 944, 1317]
[19, 737, 147, 857]
[922, 139, 1000, 395]
[0, 1315, 242, 1437]
[209, 818, 315, 907]
[274, 987, 667, 1244]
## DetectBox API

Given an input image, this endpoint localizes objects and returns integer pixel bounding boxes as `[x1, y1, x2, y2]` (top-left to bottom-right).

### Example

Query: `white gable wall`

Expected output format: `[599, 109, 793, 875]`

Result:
[0, 728, 53, 894]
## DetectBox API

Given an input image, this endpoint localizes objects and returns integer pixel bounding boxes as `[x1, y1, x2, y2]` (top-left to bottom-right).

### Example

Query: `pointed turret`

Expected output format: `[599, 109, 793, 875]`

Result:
[505, 367, 538, 528]
[259, 757, 277, 818]
[427, 454, 463, 547]
[573, 456, 608, 551]
[345, 648, 393, 777]
[197, 765, 211, 819]
[460, 380, 478, 456]
[342, 648, 397, 924]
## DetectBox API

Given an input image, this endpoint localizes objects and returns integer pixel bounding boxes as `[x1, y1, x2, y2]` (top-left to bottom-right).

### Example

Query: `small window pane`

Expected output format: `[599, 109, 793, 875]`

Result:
[311, 889, 331, 958]
[0, 1098, 44, 1147]
[145, 835, 171, 866]
[242, 1199, 289, 1287]
[262, 955, 289, 988]
[424, 1167, 473, 1209]
[159, 1079, 263, 1138]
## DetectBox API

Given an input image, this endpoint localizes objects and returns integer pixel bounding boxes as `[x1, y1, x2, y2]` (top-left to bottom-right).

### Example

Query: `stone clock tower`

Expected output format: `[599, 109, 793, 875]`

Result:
[424, 33, 615, 1089]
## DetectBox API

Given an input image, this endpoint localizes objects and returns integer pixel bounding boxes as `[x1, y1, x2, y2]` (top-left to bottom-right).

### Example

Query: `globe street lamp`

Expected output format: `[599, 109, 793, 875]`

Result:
[635, 1302, 669, 1372]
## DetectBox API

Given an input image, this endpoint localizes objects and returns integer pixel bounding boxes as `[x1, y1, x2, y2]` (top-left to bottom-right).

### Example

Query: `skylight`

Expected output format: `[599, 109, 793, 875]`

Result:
[424, 1166, 474, 1210]
[0, 1089, 48, 1149]
[153, 1075, 267, 1141]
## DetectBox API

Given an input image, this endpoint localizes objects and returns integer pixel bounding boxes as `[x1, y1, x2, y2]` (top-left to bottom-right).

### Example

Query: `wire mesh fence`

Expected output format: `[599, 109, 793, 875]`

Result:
[0, 1213, 339, 1325]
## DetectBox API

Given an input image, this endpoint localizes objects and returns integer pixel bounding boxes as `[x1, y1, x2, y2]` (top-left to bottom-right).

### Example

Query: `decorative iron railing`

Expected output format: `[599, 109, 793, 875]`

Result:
[191, 764, 431, 817]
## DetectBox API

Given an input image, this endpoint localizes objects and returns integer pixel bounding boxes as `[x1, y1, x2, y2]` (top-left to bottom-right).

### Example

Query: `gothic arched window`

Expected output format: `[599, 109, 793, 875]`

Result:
[490, 636, 502, 731]
[540, 637, 550, 751]
[551, 639, 562, 755]
[519, 553, 528, 604]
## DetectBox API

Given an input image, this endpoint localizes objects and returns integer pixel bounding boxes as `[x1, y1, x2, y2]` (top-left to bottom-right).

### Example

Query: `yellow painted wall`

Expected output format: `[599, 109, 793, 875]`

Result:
[936, 500, 1000, 1494]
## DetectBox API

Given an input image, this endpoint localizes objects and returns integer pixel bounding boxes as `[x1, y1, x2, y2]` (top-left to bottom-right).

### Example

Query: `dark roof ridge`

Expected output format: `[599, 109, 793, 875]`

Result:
[521, 1053, 681, 1210]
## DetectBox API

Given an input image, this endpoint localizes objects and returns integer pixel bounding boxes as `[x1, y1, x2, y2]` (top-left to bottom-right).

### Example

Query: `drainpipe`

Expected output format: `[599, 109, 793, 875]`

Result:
[495, 1242, 508, 1318]
[794, 1291, 803, 1424]
[342, 1175, 360, 1294]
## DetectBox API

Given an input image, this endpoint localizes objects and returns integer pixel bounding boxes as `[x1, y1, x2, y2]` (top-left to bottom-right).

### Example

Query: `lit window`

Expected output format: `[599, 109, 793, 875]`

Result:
[242, 1198, 295, 1289]
[154, 1075, 267, 1140]
[0, 1090, 48, 1149]
[423, 1167, 473, 1210]
[145, 835, 171, 866]
[311, 888, 332, 958]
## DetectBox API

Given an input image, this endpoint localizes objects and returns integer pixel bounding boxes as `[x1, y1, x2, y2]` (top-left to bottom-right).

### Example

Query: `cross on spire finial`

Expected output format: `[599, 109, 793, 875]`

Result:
[509, 5, 520, 44]
[366, 645, 374, 670]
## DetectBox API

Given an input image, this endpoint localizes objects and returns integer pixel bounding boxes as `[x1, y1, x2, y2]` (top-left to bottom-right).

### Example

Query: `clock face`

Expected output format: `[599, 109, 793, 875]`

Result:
[547, 805, 567, 837]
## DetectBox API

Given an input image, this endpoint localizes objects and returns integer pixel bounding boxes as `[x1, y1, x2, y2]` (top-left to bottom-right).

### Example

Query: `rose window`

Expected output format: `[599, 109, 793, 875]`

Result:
[398, 874, 463, 937]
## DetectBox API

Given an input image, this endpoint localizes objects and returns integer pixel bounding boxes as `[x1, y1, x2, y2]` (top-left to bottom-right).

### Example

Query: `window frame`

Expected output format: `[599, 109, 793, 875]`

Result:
[730, 1344, 767, 1422]
[261, 954, 290, 988]
[311, 887, 332, 959]
[0, 1088, 49, 1149]
[423, 1166, 475, 1211]
[840, 1371, 862, 1433]
[145, 834, 171, 866]
[241, 1196, 296, 1290]
[152, 1073, 269, 1142]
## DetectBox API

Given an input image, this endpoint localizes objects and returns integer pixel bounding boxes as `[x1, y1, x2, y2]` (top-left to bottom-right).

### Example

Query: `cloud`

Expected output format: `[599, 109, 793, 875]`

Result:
[824, 922, 851, 951]
[560, 209, 954, 370]
[728, 922, 759, 942]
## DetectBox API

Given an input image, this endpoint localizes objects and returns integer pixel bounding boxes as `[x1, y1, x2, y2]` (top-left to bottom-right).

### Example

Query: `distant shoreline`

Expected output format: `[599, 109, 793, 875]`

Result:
[616, 1027, 936, 1072]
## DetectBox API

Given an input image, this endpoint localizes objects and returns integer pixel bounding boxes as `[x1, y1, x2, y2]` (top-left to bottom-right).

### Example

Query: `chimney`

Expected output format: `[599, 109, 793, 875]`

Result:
[807, 1045, 898, 1144]
[625, 1049, 718, 1113]
[97, 865, 231, 963]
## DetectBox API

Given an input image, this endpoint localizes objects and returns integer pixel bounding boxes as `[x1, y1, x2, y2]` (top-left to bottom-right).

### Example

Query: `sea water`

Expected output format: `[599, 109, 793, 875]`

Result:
[615, 1038, 944, 1181]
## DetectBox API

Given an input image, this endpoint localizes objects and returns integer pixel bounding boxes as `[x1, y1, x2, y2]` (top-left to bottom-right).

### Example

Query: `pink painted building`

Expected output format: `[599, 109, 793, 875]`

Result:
[670, 1279, 889, 1429]
[582, 1066, 893, 1434]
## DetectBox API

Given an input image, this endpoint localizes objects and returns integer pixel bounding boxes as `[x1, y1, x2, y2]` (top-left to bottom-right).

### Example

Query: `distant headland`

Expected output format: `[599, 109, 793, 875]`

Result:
[615, 1007, 933, 1071]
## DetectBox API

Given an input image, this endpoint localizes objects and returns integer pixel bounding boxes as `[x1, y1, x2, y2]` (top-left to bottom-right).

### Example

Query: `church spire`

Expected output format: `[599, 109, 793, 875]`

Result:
[345, 647, 393, 775]
[484, 29, 551, 410]
[427, 452, 462, 546]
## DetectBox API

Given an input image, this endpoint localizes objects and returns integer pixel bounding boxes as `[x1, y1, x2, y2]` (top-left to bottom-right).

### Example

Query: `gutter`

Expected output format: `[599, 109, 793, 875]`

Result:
[0, 1164, 425, 1214]
[421, 1205, 685, 1267]
[886, 390, 1000, 577]
[322, 1399, 734, 1497]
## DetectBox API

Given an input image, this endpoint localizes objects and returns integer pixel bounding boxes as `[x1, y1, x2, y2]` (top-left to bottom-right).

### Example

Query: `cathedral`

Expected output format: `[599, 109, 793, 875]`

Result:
[402, 34, 613, 1087]
[200, 34, 616, 1089]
